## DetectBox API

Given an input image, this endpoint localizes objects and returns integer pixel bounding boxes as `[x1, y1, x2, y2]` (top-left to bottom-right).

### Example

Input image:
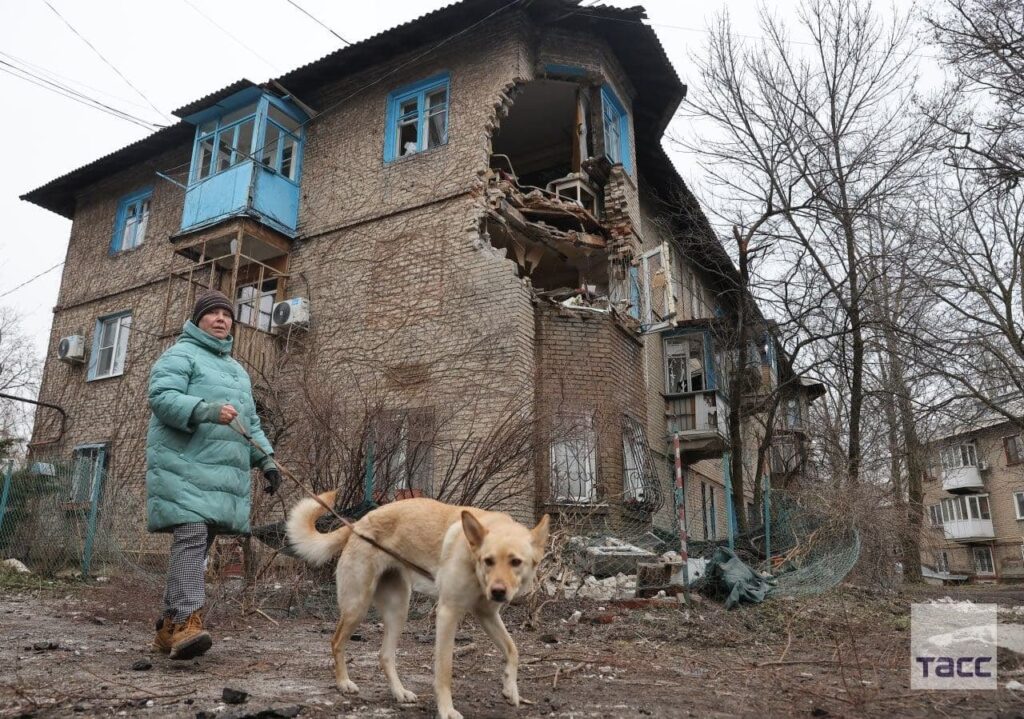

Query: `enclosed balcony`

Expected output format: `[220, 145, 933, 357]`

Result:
[939, 494, 994, 542]
[665, 390, 729, 458]
[178, 86, 307, 237]
[939, 442, 984, 494]
[944, 518, 995, 542]
[942, 465, 985, 494]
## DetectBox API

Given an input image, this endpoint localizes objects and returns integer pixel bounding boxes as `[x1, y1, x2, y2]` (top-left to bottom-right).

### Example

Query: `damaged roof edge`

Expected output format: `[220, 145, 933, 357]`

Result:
[22, 0, 684, 219]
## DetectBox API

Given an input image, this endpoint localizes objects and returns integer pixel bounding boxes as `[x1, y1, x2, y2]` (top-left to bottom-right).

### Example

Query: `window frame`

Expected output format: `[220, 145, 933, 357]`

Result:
[665, 333, 710, 395]
[235, 279, 278, 333]
[599, 84, 632, 174]
[1015, 491, 1024, 520]
[69, 443, 109, 506]
[88, 311, 132, 381]
[549, 412, 598, 504]
[940, 442, 979, 470]
[110, 188, 153, 254]
[1006, 435, 1024, 466]
[188, 95, 305, 186]
[973, 546, 995, 575]
[383, 72, 451, 163]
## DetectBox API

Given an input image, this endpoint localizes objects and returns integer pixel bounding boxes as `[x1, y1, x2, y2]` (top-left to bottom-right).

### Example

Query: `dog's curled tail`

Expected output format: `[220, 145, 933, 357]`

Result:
[285, 491, 352, 566]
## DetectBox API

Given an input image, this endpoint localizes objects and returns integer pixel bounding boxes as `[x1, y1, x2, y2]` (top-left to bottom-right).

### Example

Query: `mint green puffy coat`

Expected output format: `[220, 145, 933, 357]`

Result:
[145, 321, 276, 534]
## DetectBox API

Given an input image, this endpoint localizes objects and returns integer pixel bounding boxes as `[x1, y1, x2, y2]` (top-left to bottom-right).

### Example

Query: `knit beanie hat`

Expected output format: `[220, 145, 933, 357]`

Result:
[192, 288, 235, 325]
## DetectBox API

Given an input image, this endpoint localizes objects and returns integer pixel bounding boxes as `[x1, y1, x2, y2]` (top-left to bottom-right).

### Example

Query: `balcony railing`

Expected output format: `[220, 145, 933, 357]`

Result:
[942, 465, 985, 494]
[943, 518, 995, 542]
[232, 322, 278, 380]
[666, 390, 729, 458]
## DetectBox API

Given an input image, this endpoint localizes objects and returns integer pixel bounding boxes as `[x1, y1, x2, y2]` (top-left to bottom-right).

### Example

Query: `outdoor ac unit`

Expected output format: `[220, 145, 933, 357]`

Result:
[57, 335, 85, 363]
[271, 297, 310, 328]
[978, 460, 990, 471]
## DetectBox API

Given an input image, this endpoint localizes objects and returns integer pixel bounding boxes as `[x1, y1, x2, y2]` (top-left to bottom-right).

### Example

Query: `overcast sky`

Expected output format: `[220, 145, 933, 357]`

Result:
[2, 0, 897, 365]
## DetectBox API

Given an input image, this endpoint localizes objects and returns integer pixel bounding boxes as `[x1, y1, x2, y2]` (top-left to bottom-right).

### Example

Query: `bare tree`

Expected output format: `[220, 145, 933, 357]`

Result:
[678, 0, 947, 486]
[0, 307, 42, 453]
[928, 0, 1024, 187]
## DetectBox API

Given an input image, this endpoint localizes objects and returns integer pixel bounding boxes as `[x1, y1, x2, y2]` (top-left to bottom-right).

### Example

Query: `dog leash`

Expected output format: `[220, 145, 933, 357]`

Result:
[228, 419, 435, 581]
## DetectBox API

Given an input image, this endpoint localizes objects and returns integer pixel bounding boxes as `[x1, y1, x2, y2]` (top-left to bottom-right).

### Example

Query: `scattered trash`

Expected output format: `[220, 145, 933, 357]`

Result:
[1007, 680, 1024, 691]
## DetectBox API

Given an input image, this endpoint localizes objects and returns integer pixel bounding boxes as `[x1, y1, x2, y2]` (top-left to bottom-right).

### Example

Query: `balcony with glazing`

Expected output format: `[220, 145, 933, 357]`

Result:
[178, 87, 306, 237]
[940, 442, 986, 494]
[663, 330, 729, 457]
[939, 494, 994, 542]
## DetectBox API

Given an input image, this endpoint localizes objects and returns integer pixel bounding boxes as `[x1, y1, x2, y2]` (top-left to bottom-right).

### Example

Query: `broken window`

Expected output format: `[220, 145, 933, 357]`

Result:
[112, 188, 151, 253]
[374, 408, 435, 497]
[192, 103, 258, 182]
[701, 481, 717, 540]
[550, 413, 597, 503]
[640, 244, 676, 324]
[665, 335, 707, 394]
[236, 279, 277, 332]
[385, 73, 450, 161]
[622, 415, 659, 507]
[70, 444, 108, 505]
[600, 85, 631, 174]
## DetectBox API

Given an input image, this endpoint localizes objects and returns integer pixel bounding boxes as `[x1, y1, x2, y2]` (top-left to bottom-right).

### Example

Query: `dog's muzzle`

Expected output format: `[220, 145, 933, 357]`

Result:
[490, 585, 508, 602]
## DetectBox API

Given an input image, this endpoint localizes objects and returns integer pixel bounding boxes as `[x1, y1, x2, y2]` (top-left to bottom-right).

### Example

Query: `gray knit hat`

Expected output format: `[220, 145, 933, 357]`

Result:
[191, 288, 234, 325]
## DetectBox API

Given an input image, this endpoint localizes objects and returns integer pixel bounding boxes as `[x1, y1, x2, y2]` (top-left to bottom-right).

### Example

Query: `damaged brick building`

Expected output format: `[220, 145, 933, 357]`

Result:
[21, 0, 821, 557]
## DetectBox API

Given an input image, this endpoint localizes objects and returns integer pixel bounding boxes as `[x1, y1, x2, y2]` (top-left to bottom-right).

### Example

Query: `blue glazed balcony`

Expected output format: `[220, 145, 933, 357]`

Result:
[182, 161, 300, 236]
[179, 88, 305, 237]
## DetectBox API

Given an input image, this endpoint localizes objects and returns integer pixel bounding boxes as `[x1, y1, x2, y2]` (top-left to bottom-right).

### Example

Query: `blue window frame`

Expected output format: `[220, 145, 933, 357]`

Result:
[600, 85, 632, 174]
[111, 188, 152, 254]
[384, 73, 450, 163]
[188, 96, 304, 185]
[88, 311, 132, 381]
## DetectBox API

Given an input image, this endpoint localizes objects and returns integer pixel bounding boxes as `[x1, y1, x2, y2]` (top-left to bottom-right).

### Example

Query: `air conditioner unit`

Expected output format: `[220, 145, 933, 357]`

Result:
[57, 335, 86, 363]
[271, 297, 310, 328]
[978, 460, 990, 472]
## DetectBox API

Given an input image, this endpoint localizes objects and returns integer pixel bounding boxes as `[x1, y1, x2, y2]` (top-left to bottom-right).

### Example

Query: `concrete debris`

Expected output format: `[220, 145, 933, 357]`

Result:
[2, 558, 31, 574]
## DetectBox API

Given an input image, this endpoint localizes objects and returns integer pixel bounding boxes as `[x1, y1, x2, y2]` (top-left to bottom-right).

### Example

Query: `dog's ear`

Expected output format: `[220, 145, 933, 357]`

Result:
[531, 514, 550, 557]
[461, 510, 487, 551]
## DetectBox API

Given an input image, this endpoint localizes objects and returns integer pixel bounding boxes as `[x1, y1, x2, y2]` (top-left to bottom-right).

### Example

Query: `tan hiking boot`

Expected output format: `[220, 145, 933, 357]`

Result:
[153, 615, 174, 654]
[169, 611, 213, 660]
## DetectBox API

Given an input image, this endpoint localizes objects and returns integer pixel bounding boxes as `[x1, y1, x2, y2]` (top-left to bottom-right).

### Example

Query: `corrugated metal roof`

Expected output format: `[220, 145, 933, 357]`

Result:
[22, 0, 685, 221]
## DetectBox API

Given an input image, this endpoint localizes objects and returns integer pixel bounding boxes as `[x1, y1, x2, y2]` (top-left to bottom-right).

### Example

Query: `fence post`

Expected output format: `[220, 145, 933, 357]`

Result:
[722, 450, 735, 551]
[364, 440, 374, 504]
[763, 472, 771, 571]
[81, 446, 107, 578]
[672, 433, 690, 600]
[0, 460, 13, 536]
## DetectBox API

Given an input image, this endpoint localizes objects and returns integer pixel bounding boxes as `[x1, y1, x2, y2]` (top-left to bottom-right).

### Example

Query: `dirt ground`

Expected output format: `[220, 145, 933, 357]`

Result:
[3, 571, 1024, 718]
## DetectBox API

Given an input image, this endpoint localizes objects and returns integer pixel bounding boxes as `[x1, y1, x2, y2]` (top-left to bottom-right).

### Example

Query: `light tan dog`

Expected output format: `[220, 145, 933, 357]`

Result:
[286, 492, 549, 719]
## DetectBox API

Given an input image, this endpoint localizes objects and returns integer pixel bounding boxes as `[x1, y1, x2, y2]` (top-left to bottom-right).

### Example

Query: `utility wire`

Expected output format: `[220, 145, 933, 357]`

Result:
[0, 60, 164, 130]
[180, 0, 281, 73]
[283, 0, 351, 46]
[0, 49, 155, 113]
[0, 261, 65, 300]
[41, 0, 173, 123]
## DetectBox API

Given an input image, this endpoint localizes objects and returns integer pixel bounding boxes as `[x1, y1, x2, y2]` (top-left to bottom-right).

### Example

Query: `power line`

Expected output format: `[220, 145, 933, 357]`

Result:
[0, 49, 155, 113]
[41, 0, 174, 123]
[0, 60, 164, 130]
[180, 0, 281, 73]
[283, 0, 351, 46]
[0, 261, 65, 300]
